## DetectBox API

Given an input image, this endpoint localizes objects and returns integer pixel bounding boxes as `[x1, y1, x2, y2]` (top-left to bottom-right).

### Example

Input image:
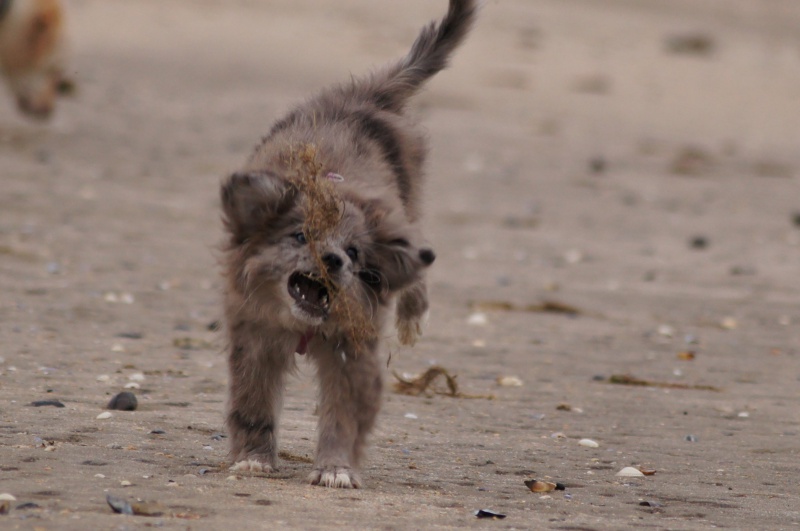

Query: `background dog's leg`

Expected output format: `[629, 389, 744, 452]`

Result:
[226, 335, 290, 473]
[396, 280, 429, 346]
[309, 343, 382, 488]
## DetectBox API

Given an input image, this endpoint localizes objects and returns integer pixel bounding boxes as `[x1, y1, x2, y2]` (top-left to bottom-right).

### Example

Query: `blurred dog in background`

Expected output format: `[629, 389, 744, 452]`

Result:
[0, 0, 69, 119]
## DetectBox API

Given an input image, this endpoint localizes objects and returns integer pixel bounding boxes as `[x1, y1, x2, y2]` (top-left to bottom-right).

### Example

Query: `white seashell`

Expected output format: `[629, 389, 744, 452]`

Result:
[497, 376, 523, 387]
[0, 493, 17, 501]
[124, 382, 140, 389]
[96, 374, 111, 382]
[657, 325, 675, 337]
[128, 373, 146, 382]
[467, 312, 488, 326]
[579, 439, 599, 448]
[96, 412, 113, 420]
[616, 466, 645, 477]
[94, 474, 106, 479]
[404, 413, 418, 420]
[119, 480, 132, 486]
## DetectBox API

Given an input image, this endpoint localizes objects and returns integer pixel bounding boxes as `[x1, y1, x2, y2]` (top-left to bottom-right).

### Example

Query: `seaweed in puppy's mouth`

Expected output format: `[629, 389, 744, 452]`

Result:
[288, 272, 331, 318]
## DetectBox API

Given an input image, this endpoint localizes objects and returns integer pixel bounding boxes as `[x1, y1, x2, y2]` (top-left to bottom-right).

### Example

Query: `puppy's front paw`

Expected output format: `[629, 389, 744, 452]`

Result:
[308, 466, 362, 488]
[231, 459, 276, 473]
[397, 309, 428, 347]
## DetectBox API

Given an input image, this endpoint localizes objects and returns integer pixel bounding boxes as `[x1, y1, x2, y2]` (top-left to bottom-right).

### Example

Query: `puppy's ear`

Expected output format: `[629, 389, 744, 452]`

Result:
[221, 171, 296, 243]
[361, 200, 435, 293]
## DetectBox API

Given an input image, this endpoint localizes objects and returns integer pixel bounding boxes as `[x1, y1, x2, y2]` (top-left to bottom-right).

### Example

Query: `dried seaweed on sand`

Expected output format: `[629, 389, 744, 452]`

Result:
[392, 366, 494, 399]
[286, 144, 375, 348]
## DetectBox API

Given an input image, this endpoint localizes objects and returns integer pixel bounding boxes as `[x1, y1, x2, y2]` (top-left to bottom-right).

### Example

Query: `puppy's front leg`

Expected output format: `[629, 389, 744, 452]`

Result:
[396, 280, 430, 346]
[309, 341, 382, 488]
[226, 331, 293, 473]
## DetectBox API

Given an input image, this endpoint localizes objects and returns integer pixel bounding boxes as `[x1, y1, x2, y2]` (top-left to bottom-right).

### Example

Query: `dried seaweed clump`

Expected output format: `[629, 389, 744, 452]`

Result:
[286, 144, 375, 348]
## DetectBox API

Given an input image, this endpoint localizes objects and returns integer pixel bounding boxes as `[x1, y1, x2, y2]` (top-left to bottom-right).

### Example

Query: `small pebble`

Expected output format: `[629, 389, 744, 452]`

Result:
[96, 374, 111, 383]
[579, 439, 599, 448]
[720, 317, 738, 330]
[124, 382, 140, 389]
[94, 474, 106, 479]
[737, 411, 749, 418]
[107, 392, 138, 411]
[685, 434, 699, 442]
[120, 480, 132, 486]
[616, 467, 645, 478]
[404, 413, 418, 420]
[564, 249, 584, 264]
[689, 236, 708, 250]
[96, 412, 113, 420]
[128, 373, 146, 382]
[150, 429, 166, 435]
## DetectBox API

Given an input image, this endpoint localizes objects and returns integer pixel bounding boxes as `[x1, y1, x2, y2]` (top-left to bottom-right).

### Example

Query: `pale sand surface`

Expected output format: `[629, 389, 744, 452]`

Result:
[1, 1, 799, 529]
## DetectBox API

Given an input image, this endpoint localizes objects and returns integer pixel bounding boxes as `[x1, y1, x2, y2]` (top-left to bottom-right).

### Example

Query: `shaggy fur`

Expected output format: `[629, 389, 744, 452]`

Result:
[0, 0, 67, 118]
[221, 0, 476, 488]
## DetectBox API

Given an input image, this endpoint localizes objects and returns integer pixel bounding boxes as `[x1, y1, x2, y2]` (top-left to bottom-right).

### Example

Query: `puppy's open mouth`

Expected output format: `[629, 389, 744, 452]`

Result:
[288, 272, 331, 319]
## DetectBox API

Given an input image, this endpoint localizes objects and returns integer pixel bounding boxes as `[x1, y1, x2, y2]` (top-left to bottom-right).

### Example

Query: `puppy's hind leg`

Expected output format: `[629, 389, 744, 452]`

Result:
[396, 280, 430, 346]
[226, 333, 292, 473]
[308, 342, 382, 488]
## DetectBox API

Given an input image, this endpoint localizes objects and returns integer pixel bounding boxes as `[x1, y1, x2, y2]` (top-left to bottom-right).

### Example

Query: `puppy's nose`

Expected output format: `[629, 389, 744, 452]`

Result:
[419, 248, 436, 266]
[322, 252, 344, 272]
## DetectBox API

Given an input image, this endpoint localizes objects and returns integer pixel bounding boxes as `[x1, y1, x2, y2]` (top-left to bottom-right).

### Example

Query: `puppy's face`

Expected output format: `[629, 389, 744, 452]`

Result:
[222, 172, 435, 332]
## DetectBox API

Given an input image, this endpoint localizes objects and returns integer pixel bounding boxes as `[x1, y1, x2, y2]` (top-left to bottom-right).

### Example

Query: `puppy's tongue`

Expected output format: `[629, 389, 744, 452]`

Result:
[295, 329, 315, 355]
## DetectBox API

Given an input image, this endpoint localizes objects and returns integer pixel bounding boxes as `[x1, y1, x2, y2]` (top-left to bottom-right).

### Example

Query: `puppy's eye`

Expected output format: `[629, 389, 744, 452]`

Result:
[292, 232, 307, 245]
[346, 246, 359, 262]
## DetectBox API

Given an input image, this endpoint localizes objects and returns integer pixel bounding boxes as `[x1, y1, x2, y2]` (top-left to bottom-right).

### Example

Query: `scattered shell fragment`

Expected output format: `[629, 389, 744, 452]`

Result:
[0, 494, 17, 501]
[128, 373, 146, 382]
[639, 500, 663, 508]
[720, 317, 738, 330]
[616, 467, 645, 477]
[579, 439, 599, 448]
[404, 413, 418, 420]
[524, 479, 558, 493]
[497, 376, 523, 387]
[474, 509, 506, 519]
[96, 374, 111, 383]
[677, 351, 696, 361]
[106, 494, 133, 515]
[636, 466, 657, 476]
[120, 480, 132, 486]
[124, 382, 140, 389]
[96, 412, 113, 420]
[737, 411, 750, 418]
[30, 399, 65, 408]
[94, 474, 106, 479]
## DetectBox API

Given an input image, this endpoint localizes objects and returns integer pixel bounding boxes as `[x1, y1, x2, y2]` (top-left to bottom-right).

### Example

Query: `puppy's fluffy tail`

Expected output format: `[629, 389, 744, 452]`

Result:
[361, 0, 477, 113]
